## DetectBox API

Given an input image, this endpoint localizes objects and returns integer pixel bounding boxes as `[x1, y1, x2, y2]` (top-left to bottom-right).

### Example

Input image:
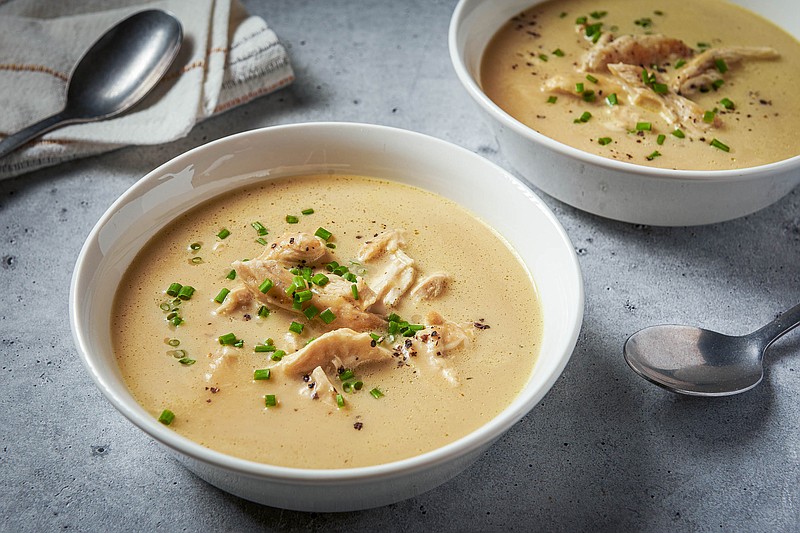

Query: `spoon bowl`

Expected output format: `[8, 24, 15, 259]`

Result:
[0, 9, 182, 159]
[624, 304, 800, 396]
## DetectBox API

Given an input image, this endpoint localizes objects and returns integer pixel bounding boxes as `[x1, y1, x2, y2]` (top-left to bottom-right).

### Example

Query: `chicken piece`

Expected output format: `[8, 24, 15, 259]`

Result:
[671, 46, 779, 95]
[204, 345, 241, 384]
[264, 232, 329, 265]
[233, 257, 386, 332]
[357, 229, 407, 262]
[366, 249, 416, 310]
[410, 272, 451, 301]
[273, 328, 394, 376]
[393, 311, 475, 386]
[214, 286, 253, 315]
[606, 63, 720, 134]
[581, 34, 694, 72]
[299, 365, 339, 408]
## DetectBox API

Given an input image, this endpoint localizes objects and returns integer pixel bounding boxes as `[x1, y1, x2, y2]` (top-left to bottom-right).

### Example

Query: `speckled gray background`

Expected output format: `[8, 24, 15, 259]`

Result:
[2, 1, 799, 531]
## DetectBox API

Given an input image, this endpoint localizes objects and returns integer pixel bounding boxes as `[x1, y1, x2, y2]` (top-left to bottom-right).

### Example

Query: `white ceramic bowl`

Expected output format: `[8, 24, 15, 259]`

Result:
[69, 122, 583, 512]
[449, 0, 800, 226]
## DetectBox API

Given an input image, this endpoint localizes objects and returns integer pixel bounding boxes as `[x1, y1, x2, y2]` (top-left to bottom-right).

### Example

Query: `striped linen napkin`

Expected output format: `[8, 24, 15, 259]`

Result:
[0, 0, 294, 180]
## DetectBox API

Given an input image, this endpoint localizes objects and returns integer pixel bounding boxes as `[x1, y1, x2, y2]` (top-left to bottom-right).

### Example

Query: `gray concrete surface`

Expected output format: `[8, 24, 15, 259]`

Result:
[2, 1, 799, 531]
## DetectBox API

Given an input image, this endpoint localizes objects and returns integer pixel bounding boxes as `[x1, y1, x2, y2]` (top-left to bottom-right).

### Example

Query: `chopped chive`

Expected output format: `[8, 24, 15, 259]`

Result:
[574, 111, 592, 123]
[189, 242, 201, 251]
[538, 53, 548, 62]
[646, 150, 662, 161]
[178, 357, 196, 366]
[218, 332, 237, 345]
[714, 58, 728, 74]
[233, 339, 244, 348]
[159, 302, 171, 312]
[336, 394, 345, 408]
[711, 79, 725, 90]
[295, 289, 313, 303]
[703, 110, 716, 124]
[635, 122, 652, 131]
[190, 257, 203, 265]
[351, 284, 359, 300]
[585, 23, 602, 37]
[591, 30, 602, 44]
[289, 321, 304, 334]
[254, 368, 271, 380]
[258, 305, 270, 318]
[158, 409, 175, 425]
[217, 228, 230, 239]
[598, 137, 612, 146]
[353, 381, 364, 391]
[656, 134, 666, 145]
[606, 93, 618, 106]
[264, 394, 277, 407]
[590, 10, 607, 19]
[301, 267, 313, 281]
[343, 272, 357, 283]
[675, 59, 686, 69]
[301, 208, 315, 215]
[586, 74, 598, 84]
[320, 308, 337, 324]
[326, 243, 336, 249]
[546, 95, 558, 104]
[634, 17, 653, 28]
[177, 286, 195, 300]
[255, 237, 268, 246]
[575, 82, 584, 93]
[339, 369, 355, 381]
[258, 278, 274, 293]
[710, 138, 730, 152]
[671, 129, 686, 139]
[292, 300, 303, 310]
[652, 82, 668, 94]
[214, 288, 230, 304]
[251, 221, 268, 236]
[553, 48, 565, 57]
[270, 350, 286, 362]
[254, 344, 274, 353]
[575, 16, 587, 24]
[369, 388, 384, 399]
[167, 338, 180, 347]
[286, 215, 299, 224]
[582, 90, 596, 102]
[311, 273, 329, 286]
[170, 316, 183, 327]
[166, 283, 183, 297]
[168, 349, 186, 358]
[314, 227, 332, 241]
[303, 305, 320, 320]
[720, 97, 735, 110]
[343, 381, 354, 393]
[226, 269, 236, 280]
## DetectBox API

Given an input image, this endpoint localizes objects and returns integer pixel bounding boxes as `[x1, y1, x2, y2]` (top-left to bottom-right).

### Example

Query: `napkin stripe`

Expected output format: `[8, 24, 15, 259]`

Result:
[214, 75, 294, 114]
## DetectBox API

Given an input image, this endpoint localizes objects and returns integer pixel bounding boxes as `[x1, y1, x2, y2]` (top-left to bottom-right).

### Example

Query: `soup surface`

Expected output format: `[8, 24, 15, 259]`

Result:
[481, 0, 800, 170]
[114, 174, 542, 469]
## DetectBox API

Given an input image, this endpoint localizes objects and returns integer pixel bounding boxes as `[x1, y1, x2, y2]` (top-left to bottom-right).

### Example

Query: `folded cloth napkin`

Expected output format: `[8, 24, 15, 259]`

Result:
[0, 0, 294, 180]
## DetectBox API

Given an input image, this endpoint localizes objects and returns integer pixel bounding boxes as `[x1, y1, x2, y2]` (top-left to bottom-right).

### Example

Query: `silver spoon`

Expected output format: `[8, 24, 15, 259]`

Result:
[624, 303, 800, 396]
[0, 9, 182, 159]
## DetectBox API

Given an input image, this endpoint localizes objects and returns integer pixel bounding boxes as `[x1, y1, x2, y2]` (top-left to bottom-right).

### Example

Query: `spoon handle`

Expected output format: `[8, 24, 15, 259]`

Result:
[0, 110, 76, 160]
[750, 302, 800, 349]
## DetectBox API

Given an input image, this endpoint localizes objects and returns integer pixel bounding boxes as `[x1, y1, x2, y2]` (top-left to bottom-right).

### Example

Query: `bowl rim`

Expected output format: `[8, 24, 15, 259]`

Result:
[447, 0, 800, 182]
[69, 121, 584, 483]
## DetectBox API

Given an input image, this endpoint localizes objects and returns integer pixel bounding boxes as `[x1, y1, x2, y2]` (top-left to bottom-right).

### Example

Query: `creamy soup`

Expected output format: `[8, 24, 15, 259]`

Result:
[481, 0, 800, 170]
[114, 174, 542, 469]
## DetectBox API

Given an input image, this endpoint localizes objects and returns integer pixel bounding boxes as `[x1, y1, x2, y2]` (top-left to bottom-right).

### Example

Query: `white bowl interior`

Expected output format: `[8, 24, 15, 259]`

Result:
[70, 122, 583, 502]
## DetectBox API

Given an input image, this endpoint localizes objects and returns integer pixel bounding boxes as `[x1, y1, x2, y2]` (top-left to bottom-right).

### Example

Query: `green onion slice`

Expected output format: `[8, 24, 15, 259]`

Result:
[264, 394, 277, 407]
[214, 288, 230, 304]
[217, 228, 230, 239]
[369, 388, 384, 399]
[710, 138, 730, 152]
[254, 368, 271, 380]
[158, 409, 175, 425]
[314, 227, 332, 241]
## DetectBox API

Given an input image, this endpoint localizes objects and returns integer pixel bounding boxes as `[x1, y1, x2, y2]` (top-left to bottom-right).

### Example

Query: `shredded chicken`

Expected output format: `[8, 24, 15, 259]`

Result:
[581, 33, 694, 72]
[264, 232, 329, 265]
[606, 62, 720, 134]
[671, 46, 779, 95]
[273, 328, 394, 376]
[357, 229, 407, 262]
[365, 249, 416, 309]
[393, 311, 475, 386]
[214, 286, 253, 315]
[232, 241, 386, 332]
[410, 272, 451, 301]
[299, 366, 339, 407]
